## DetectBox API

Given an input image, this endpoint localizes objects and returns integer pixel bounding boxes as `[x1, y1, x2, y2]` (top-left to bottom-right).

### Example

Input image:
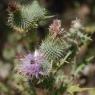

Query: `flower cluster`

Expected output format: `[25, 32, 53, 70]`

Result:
[16, 18, 90, 83]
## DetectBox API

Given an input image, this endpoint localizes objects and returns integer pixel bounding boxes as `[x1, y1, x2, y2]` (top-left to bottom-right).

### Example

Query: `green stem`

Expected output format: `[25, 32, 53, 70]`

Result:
[71, 56, 77, 75]
[54, 51, 72, 75]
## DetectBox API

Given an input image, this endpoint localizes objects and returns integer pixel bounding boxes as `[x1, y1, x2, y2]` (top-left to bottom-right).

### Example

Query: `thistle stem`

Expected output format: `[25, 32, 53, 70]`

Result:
[54, 51, 72, 75]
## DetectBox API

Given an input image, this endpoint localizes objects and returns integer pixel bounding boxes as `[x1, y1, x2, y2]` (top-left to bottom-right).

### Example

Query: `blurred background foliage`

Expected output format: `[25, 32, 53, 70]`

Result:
[0, 0, 95, 95]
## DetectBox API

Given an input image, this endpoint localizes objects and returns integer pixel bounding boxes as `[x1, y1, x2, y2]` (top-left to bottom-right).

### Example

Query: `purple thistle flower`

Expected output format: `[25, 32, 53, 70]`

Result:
[19, 62, 41, 78]
[17, 50, 46, 78]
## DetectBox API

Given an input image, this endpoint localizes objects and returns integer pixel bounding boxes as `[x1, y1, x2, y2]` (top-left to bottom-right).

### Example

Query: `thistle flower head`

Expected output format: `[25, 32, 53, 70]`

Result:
[71, 18, 82, 30]
[49, 19, 64, 37]
[17, 50, 51, 78]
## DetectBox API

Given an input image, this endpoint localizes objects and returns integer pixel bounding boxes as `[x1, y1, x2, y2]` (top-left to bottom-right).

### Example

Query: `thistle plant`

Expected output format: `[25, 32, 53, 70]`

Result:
[15, 17, 94, 95]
